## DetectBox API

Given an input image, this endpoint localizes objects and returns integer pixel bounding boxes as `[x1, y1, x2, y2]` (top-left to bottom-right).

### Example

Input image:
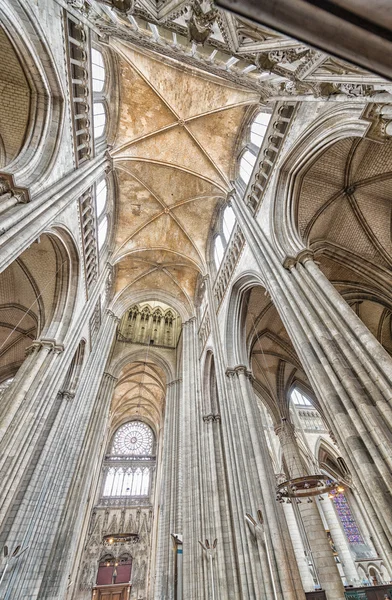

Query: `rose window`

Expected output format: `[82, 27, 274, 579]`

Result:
[111, 421, 153, 456]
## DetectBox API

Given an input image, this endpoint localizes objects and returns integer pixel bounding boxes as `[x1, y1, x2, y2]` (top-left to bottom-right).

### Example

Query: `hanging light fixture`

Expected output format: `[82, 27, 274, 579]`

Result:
[247, 298, 345, 505]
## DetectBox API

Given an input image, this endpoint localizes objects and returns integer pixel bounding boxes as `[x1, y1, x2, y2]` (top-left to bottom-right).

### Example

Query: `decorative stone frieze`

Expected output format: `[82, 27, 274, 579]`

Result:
[64, 12, 93, 166]
[244, 102, 297, 214]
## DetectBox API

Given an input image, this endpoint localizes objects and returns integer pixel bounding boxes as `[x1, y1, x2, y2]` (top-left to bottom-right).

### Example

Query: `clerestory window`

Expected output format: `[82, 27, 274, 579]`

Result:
[238, 111, 271, 186]
[214, 235, 225, 269]
[91, 47, 107, 143]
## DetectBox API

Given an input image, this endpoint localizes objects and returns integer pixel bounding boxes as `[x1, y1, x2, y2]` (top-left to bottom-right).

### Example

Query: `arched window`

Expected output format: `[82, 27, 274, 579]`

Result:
[239, 150, 256, 185]
[222, 205, 236, 241]
[102, 421, 155, 502]
[93, 102, 106, 139]
[251, 112, 270, 147]
[290, 387, 312, 406]
[214, 235, 224, 269]
[91, 48, 105, 93]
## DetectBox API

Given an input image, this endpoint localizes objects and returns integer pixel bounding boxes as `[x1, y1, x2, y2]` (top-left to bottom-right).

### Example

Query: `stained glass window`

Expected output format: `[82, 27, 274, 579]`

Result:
[333, 493, 364, 544]
[111, 421, 154, 456]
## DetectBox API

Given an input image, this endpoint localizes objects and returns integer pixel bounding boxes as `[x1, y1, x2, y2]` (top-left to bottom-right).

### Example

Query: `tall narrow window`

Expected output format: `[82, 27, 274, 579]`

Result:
[222, 205, 236, 241]
[93, 102, 106, 139]
[333, 493, 364, 544]
[239, 150, 256, 185]
[91, 49, 105, 92]
[98, 216, 108, 249]
[96, 179, 107, 217]
[214, 235, 224, 269]
[251, 112, 270, 147]
[102, 421, 156, 504]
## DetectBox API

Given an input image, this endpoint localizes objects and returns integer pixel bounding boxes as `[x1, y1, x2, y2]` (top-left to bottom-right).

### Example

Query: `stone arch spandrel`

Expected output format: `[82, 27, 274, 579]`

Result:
[0, 228, 79, 380]
[0, 0, 64, 189]
[224, 270, 266, 367]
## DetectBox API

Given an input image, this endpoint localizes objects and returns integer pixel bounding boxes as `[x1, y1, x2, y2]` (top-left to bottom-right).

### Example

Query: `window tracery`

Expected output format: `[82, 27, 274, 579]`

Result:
[102, 421, 156, 505]
[111, 421, 154, 456]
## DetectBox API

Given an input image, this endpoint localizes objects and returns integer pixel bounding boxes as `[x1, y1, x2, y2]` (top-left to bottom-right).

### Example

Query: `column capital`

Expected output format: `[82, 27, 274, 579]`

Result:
[226, 365, 254, 380]
[167, 378, 182, 388]
[183, 316, 196, 327]
[103, 371, 118, 384]
[283, 248, 314, 270]
[106, 308, 121, 324]
[274, 417, 295, 438]
[59, 390, 75, 401]
[25, 338, 64, 355]
[202, 413, 221, 423]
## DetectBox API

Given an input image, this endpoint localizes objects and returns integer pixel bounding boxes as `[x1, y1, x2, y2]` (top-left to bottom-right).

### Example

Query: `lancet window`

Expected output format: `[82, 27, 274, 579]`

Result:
[212, 204, 238, 271]
[101, 421, 156, 506]
[91, 47, 107, 143]
[238, 111, 271, 186]
[333, 493, 364, 545]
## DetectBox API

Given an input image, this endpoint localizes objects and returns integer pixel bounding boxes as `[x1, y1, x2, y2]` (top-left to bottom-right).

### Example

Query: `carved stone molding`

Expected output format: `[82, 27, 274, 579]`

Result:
[202, 413, 221, 423]
[25, 338, 65, 355]
[167, 378, 182, 388]
[361, 103, 392, 143]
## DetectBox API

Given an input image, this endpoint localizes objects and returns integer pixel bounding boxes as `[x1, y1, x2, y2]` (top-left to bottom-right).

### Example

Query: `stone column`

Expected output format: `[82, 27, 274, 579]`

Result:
[275, 420, 345, 599]
[230, 190, 392, 569]
[0, 338, 65, 531]
[154, 378, 182, 600]
[225, 367, 305, 600]
[0, 311, 118, 600]
[319, 496, 359, 586]
[203, 273, 303, 600]
[283, 501, 316, 591]
[181, 317, 206, 600]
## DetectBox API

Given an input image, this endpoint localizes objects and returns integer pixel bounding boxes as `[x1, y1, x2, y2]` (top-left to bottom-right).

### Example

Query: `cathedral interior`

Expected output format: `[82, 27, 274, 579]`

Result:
[1, 1, 392, 599]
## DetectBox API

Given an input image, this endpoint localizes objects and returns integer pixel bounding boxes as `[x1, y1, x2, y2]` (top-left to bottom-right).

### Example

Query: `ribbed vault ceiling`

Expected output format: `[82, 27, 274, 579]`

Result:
[110, 359, 166, 431]
[111, 39, 259, 311]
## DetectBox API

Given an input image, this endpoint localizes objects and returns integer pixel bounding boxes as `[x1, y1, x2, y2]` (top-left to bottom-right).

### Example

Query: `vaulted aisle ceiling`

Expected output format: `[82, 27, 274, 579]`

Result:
[110, 39, 259, 311]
